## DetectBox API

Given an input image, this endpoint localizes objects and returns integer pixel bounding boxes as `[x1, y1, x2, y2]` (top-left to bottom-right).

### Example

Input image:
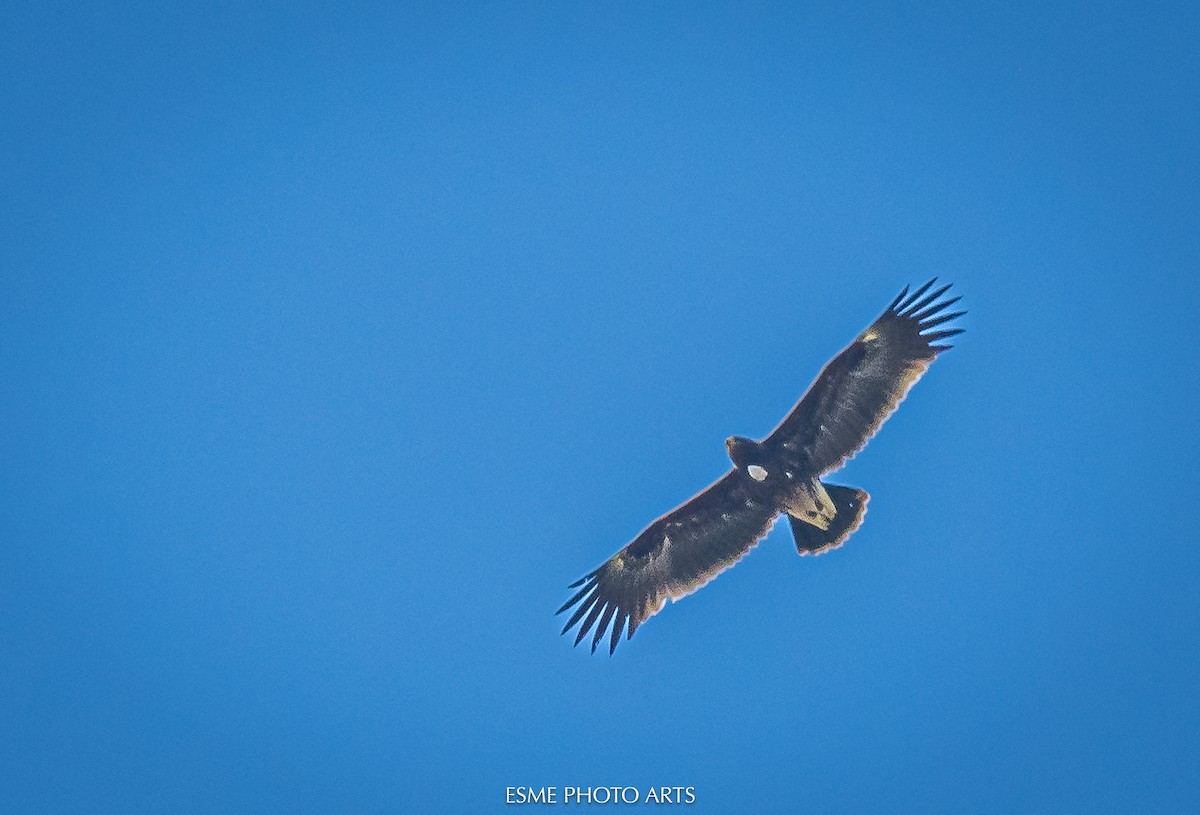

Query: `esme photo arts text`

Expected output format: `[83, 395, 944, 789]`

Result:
[506, 786, 696, 805]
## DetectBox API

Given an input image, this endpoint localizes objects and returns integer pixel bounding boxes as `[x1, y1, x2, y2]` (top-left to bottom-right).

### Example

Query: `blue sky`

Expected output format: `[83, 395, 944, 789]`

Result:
[3, 2, 1198, 812]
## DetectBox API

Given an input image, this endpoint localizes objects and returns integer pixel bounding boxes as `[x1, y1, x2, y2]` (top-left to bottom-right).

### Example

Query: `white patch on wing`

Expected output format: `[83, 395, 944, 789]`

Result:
[747, 464, 768, 481]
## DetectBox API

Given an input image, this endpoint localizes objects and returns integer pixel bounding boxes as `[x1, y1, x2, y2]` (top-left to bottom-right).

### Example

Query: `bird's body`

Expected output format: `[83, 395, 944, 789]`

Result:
[725, 435, 841, 531]
[558, 280, 965, 654]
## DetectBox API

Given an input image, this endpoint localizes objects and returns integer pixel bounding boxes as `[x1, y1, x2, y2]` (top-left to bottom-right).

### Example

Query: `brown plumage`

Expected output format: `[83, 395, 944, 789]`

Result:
[558, 280, 965, 654]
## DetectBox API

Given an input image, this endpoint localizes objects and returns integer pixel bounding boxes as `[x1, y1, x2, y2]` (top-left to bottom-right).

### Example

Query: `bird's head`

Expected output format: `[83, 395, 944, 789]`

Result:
[725, 435, 762, 469]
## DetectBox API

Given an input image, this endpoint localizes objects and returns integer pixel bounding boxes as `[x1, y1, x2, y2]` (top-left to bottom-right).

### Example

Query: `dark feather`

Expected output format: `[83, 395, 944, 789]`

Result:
[921, 310, 966, 330]
[901, 282, 951, 316]
[885, 285, 910, 311]
[898, 278, 937, 311]
[914, 295, 961, 321]
[610, 613, 626, 654]
[556, 579, 597, 616]
[573, 599, 606, 647]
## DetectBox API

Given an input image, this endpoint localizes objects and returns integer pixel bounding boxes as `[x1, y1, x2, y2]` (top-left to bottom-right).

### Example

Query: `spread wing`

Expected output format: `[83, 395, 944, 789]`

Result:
[557, 471, 778, 655]
[765, 279, 965, 475]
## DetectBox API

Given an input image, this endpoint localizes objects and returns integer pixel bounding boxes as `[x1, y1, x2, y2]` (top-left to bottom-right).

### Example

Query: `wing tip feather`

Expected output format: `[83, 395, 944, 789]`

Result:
[920, 309, 967, 331]
[900, 281, 951, 317]
[890, 281, 966, 347]
[573, 599, 605, 647]
[890, 279, 964, 326]
[896, 278, 937, 313]
[608, 613, 626, 655]
[914, 294, 961, 322]
[590, 605, 617, 653]
[567, 568, 599, 589]
[922, 328, 964, 342]
[556, 577, 598, 615]
[560, 586, 601, 633]
[886, 284, 911, 312]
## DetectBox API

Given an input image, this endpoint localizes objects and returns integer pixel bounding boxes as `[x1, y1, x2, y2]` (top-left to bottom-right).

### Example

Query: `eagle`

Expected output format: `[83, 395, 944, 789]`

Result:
[557, 279, 964, 655]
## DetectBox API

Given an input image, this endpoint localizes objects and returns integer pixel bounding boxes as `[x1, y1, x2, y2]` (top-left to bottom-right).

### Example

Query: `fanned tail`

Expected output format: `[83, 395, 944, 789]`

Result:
[788, 483, 869, 556]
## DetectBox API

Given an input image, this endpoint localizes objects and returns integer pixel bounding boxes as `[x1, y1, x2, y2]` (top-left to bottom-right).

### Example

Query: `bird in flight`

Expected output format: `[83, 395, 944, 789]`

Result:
[557, 279, 964, 654]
